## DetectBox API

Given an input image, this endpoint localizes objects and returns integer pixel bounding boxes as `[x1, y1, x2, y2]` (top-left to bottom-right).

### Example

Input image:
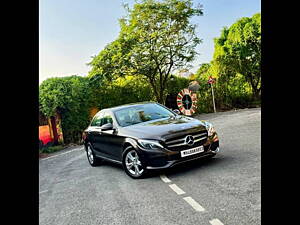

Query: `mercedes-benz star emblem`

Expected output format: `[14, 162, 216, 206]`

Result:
[185, 135, 194, 146]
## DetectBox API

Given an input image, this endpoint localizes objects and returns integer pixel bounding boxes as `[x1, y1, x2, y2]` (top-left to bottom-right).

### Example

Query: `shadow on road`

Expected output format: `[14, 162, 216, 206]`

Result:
[163, 156, 223, 176]
[96, 154, 231, 179]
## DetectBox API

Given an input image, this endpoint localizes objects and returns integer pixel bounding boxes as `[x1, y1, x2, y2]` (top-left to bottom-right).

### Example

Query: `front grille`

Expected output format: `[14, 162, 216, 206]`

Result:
[164, 130, 208, 151]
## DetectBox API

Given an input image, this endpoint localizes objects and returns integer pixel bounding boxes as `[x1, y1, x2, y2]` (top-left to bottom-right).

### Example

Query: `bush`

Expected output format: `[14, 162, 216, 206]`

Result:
[90, 75, 155, 110]
[39, 76, 93, 144]
[39, 145, 65, 154]
[166, 76, 190, 95]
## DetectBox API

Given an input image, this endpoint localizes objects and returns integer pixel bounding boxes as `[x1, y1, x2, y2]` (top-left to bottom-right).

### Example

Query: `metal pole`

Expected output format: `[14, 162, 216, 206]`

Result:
[211, 83, 216, 113]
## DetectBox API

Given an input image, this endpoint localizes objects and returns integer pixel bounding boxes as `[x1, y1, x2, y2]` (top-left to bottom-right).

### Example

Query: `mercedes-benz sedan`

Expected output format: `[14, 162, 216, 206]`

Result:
[82, 102, 220, 178]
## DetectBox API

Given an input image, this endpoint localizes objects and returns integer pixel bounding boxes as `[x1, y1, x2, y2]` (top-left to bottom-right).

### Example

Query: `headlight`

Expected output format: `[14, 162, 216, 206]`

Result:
[202, 121, 215, 137]
[208, 125, 216, 137]
[137, 139, 164, 150]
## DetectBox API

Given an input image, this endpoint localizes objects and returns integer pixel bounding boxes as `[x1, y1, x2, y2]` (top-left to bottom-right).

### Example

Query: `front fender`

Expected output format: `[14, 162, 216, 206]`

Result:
[121, 137, 140, 158]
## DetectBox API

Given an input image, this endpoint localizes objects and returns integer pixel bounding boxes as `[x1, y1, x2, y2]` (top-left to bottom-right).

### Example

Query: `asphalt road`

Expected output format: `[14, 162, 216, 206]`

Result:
[39, 108, 261, 225]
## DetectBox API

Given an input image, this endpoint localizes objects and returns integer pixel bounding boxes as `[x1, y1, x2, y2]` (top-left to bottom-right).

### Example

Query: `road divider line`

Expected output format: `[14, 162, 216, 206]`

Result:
[183, 196, 205, 212]
[41, 148, 83, 161]
[160, 174, 172, 183]
[209, 218, 224, 225]
[169, 184, 185, 195]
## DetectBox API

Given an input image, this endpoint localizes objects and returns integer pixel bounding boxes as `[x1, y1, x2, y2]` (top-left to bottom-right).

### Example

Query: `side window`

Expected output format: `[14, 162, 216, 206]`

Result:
[91, 113, 103, 126]
[101, 113, 113, 126]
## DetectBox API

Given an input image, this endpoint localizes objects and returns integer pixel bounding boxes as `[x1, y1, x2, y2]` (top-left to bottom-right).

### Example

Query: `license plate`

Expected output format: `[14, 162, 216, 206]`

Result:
[181, 146, 204, 157]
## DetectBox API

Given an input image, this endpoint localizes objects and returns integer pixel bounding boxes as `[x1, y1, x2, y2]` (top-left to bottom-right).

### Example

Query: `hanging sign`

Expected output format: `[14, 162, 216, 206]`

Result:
[176, 88, 197, 116]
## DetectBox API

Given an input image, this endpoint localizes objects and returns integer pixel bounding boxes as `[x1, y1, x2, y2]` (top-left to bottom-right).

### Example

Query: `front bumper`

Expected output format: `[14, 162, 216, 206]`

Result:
[138, 140, 219, 170]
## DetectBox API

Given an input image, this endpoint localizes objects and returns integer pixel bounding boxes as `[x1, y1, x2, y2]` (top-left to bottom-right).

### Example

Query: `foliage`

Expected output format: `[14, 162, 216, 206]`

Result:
[88, 0, 203, 104]
[192, 13, 261, 113]
[166, 75, 190, 95]
[39, 74, 191, 144]
[195, 63, 211, 80]
[213, 13, 261, 99]
[91, 75, 155, 110]
[194, 60, 254, 113]
[39, 145, 65, 154]
[39, 76, 93, 144]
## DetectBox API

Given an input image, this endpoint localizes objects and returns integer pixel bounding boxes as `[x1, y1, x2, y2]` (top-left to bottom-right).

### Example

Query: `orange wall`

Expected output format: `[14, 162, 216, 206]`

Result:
[39, 125, 53, 145]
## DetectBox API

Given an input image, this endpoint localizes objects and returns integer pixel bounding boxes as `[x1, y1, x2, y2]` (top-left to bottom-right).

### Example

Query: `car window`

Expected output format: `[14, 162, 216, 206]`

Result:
[101, 113, 113, 126]
[91, 112, 114, 127]
[90, 112, 103, 126]
[115, 103, 174, 127]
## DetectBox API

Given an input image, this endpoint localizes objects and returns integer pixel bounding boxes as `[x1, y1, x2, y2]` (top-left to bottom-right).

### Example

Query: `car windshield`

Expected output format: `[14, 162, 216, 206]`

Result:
[114, 103, 175, 127]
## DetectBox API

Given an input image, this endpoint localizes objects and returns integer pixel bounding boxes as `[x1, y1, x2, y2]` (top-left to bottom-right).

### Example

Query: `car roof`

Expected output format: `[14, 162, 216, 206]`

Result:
[96, 101, 158, 115]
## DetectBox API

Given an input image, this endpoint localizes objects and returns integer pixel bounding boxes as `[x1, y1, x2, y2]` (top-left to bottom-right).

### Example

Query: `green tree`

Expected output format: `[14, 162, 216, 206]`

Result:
[88, 0, 203, 104]
[195, 63, 211, 79]
[213, 13, 261, 99]
[39, 76, 93, 143]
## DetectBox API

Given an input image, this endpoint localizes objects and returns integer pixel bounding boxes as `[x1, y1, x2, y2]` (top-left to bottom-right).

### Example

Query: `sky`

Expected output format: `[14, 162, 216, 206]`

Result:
[39, 0, 261, 84]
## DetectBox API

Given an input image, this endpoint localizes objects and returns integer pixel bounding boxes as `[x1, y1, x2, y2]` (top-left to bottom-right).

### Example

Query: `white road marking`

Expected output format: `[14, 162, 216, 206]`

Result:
[209, 218, 224, 225]
[160, 174, 171, 183]
[183, 196, 205, 212]
[39, 190, 48, 194]
[169, 184, 185, 195]
[40, 147, 83, 161]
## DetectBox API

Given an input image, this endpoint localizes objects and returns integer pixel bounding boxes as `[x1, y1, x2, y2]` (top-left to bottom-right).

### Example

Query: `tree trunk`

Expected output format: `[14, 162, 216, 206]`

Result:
[148, 76, 166, 104]
[158, 89, 166, 105]
[252, 88, 260, 101]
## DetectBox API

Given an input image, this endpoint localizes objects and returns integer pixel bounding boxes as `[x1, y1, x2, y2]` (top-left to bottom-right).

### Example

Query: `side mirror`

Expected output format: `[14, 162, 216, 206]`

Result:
[173, 109, 181, 115]
[100, 123, 113, 131]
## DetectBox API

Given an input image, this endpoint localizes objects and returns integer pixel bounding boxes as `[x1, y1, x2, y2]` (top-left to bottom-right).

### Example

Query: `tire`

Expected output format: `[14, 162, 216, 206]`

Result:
[86, 144, 102, 167]
[122, 146, 147, 179]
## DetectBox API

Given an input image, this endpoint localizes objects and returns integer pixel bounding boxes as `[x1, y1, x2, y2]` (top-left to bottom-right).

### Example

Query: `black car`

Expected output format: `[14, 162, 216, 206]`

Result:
[82, 102, 219, 178]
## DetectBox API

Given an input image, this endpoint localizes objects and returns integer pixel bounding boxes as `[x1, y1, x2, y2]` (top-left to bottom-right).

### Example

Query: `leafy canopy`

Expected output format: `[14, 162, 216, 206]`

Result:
[88, 0, 203, 104]
[213, 13, 261, 98]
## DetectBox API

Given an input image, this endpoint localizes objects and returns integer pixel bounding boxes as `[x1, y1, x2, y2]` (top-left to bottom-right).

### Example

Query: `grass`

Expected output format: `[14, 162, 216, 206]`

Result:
[39, 145, 65, 154]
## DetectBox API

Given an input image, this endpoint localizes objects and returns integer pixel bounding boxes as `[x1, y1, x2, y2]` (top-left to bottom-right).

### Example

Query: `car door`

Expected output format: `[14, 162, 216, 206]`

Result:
[97, 112, 123, 161]
[88, 112, 105, 156]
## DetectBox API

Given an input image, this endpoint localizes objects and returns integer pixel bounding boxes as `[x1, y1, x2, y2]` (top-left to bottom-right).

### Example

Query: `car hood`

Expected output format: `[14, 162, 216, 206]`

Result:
[119, 116, 207, 141]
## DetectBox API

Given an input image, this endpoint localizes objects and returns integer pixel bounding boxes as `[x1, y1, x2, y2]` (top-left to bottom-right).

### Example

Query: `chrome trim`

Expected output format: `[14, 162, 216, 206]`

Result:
[194, 136, 207, 143]
[168, 142, 187, 147]
[193, 133, 207, 138]
[165, 137, 186, 144]
[166, 133, 207, 148]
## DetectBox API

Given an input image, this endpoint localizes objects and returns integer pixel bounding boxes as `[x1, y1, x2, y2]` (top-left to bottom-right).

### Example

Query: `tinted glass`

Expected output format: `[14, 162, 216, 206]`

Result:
[91, 112, 113, 127]
[101, 113, 113, 126]
[90, 113, 103, 126]
[114, 103, 174, 127]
